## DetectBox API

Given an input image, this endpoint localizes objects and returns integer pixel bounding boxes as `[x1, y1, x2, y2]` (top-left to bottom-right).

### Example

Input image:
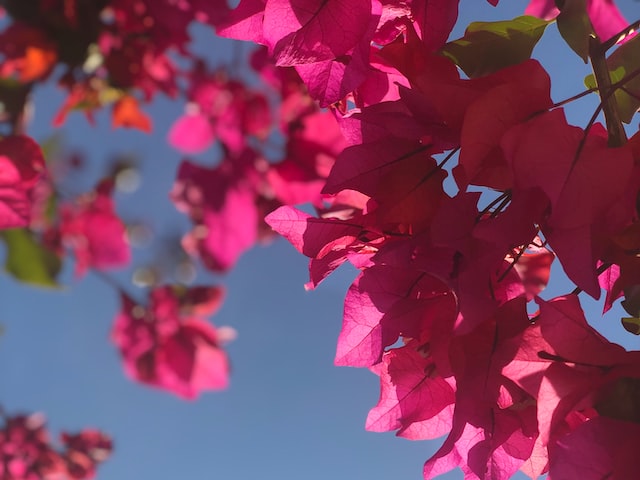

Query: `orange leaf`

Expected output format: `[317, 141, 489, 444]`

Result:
[112, 96, 152, 133]
[21, 44, 57, 82]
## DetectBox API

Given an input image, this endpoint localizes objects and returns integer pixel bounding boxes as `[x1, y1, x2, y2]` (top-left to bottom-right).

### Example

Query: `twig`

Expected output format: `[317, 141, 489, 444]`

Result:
[589, 35, 627, 147]
[551, 87, 597, 109]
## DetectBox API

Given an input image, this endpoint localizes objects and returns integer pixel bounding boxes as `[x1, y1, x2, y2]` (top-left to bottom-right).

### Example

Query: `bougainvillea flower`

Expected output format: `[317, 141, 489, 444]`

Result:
[263, 0, 373, 66]
[366, 340, 456, 440]
[61, 430, 113, 480]
[502, 111, 634, 298]
[499, 295, 640, 472]
[168, 112, 215, 154]
[0, 135, 46, 229]
[459, 60, 552, 190]
[548, 416, 640, 479]
[423, 299, 538, 480]
[0, 413, 64, 480]
[336, 265, 456, 367]
[56, 180, 130, 277]
[111, 285, 230, 399]
[0, 411, 111, 480]
[100, 33, 178, 99]
[168, 68, 271, 154]
[267, 110, 345, 206]
[171, 152, 269, 273]
[108, 0, 231, 49]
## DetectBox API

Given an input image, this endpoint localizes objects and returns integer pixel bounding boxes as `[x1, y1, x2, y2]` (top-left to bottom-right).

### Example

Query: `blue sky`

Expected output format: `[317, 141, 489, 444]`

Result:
[0, 1, 638, 479]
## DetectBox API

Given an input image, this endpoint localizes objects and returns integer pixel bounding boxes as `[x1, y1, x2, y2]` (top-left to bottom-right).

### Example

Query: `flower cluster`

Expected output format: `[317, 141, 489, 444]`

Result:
[0, 0, 638, 478]
[111, 285, 230, 399]
[0, 410, 111, 480]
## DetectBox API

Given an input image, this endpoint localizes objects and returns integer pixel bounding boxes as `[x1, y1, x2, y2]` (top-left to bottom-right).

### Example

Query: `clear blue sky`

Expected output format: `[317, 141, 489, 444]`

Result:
[0, 1, 637, 479]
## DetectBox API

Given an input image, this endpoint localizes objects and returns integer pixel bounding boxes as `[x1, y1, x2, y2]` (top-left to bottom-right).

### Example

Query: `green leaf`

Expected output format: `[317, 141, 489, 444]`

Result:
[622, 317, 640, 335]
[585, 34, 640, 123]
[440, 15, 551, 78]
[622, 285, 640, 317]
[556, 0, 594, 62]
[1, 229, 62, 287]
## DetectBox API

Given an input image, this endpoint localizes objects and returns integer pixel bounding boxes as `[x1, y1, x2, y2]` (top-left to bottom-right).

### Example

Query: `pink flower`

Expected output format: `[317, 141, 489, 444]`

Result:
[111, 285, 230, 399]
[168, 65, 271, 154]
[0, 135, 46, 229]
[0, 411, 110, 480]
[56, 180, 130, 278]
[171, 151, 267, 273]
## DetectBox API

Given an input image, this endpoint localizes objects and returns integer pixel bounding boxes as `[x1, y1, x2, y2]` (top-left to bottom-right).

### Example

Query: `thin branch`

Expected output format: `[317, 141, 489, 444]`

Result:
[476, 190, 511, 222]
[414, 147, 459, 188]
[497, 246, 525, 282]
[551, 87, 597, 109]
[568, 64, 640, 173]
[589, 35, 627, 147]
[570, 102, 603, 174]
[489, 193, 512, 219]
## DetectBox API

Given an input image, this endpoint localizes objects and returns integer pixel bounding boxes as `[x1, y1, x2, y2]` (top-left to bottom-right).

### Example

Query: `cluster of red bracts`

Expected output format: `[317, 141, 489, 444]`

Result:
[111, 285, 230, 399]
[221, 0, 640, 478]
[0, 0, 638, 478]
[0, 411, 111, 480]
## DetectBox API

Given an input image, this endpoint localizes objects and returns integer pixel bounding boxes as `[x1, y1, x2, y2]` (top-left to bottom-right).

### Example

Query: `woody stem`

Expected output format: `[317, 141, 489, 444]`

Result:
[588, 36, 627, 147]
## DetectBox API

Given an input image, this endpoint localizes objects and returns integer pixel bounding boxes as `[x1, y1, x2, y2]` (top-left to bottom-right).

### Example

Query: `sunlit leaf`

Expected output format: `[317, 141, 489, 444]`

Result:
[441, 15, 550, 78]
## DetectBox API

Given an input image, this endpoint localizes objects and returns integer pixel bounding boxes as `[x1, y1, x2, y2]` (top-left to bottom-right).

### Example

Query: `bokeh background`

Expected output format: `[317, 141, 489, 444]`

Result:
[0, 1, 638, 479]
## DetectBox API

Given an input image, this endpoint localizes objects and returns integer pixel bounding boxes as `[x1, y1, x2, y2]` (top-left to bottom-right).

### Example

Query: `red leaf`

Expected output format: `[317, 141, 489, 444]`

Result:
[324, 138, 431, 196]
[265, 205, 367, 258]
[336, 266, 455, 367]
[216, 0, 267, 43]
[424, 407, 537, 480]
[411, 0, 460, 52]
[263, 0, 373, 66]
[549, 416, 640, 479]
[292, 4, 380, 105]
[501, 110, 634, 297]
[536, 295, 627, 366]
[366, 342, 455, 439]
[459, 60, 552, 190]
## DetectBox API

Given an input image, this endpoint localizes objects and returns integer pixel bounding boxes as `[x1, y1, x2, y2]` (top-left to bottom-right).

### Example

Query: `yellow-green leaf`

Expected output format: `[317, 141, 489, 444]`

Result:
[585, 34, 640, 123]
[440, 15, 551, 78]
[622, 317, 640, 335]
[1, 229, 62, 287]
